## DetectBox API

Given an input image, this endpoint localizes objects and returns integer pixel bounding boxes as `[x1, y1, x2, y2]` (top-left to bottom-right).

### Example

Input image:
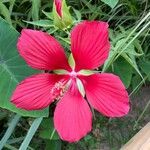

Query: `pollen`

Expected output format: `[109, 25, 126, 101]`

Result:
[51, 81, 67, 100]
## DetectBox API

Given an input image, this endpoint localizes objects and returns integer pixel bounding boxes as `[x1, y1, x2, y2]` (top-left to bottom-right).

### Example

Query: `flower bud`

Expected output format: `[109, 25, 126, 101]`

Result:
[53, 0, 73, 29]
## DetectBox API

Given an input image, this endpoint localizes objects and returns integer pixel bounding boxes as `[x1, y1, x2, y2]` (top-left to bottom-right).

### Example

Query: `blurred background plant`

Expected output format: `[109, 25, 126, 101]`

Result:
[0, 0, 150, 149]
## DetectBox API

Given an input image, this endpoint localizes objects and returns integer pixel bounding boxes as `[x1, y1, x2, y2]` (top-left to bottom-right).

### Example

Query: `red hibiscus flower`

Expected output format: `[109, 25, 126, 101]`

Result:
[53, 0, 73, 29]
[54, 0, 62, 17]
[11, 21, 129, 142]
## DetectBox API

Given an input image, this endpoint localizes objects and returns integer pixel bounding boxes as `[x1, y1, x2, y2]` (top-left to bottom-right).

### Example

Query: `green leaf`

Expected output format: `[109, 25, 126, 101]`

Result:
[139, 60, 150, 81]
[24, 20, 53, 27]
[31, 0, 41, 21]
[9, 0, 16, 14]
[114, 57, 133, 88]
[4, 144, 18, 150]
[73, 8, 81, 21]
[101, 0, 119, 9]
[102, 50, 117, 72]
[45, 140, 61, 150]
[121, 53, 143, 79]
[19, 117, 43, 150]
[115, 38, 143, 56]
[0, 17, 49, 117]
[42, 11, 53, 20]
[131, 75, 143, 94]
[39, 118, 59, 140]
[0, 1, 12, 25]
[0, 114, 21, 150]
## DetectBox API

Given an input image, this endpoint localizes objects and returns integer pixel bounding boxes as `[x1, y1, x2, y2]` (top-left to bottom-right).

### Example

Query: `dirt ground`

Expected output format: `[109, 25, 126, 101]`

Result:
[99, 85, 150, 150]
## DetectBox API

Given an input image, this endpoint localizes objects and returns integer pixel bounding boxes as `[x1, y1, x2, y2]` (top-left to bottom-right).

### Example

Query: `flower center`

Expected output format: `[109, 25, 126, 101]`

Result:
[69, 70, 77, 78]
[50, 81, 67, 100]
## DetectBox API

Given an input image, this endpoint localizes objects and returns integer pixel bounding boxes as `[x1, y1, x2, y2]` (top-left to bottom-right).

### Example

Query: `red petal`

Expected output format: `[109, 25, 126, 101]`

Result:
[80, 73, 130, 117]
[11, 74, 67, 110]
[54, 82, 92, 142]
[54, 0, 62, 17]
[17, 29, 70, 70]
[71, 21, 110, 71]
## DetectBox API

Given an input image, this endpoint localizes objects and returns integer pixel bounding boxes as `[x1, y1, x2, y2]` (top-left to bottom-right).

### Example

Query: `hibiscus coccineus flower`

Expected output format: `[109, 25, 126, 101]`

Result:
[53, 0, 73, 29]
[11, 21, 130, 142]
[54, 0, 62, 17]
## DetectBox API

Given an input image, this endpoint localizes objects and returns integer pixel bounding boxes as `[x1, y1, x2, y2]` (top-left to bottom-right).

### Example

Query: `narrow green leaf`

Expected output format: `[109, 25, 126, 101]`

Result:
[121, 53, 143, 79]
[57, 36, 70, 44]
[50, 129, 56, 140]
[115, 38, 143, 56]
[0, 2, 11, 25]
[103, 41, 143, 80]
[101, 0, 119, 9]
[7, 137, 25, 144]
[19, 117, 43, 150]
[24, 20, 53, 27]
[0, 114, 21, 150]
[4, 144, 18, 150]
[9, 0, 16, 14]
[73, 8, 81, 21]
[103, 12, 150, 72]
[133, 99, 150, 129]
[31, 0, 41, 21]
[42, 11, 53, 20]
